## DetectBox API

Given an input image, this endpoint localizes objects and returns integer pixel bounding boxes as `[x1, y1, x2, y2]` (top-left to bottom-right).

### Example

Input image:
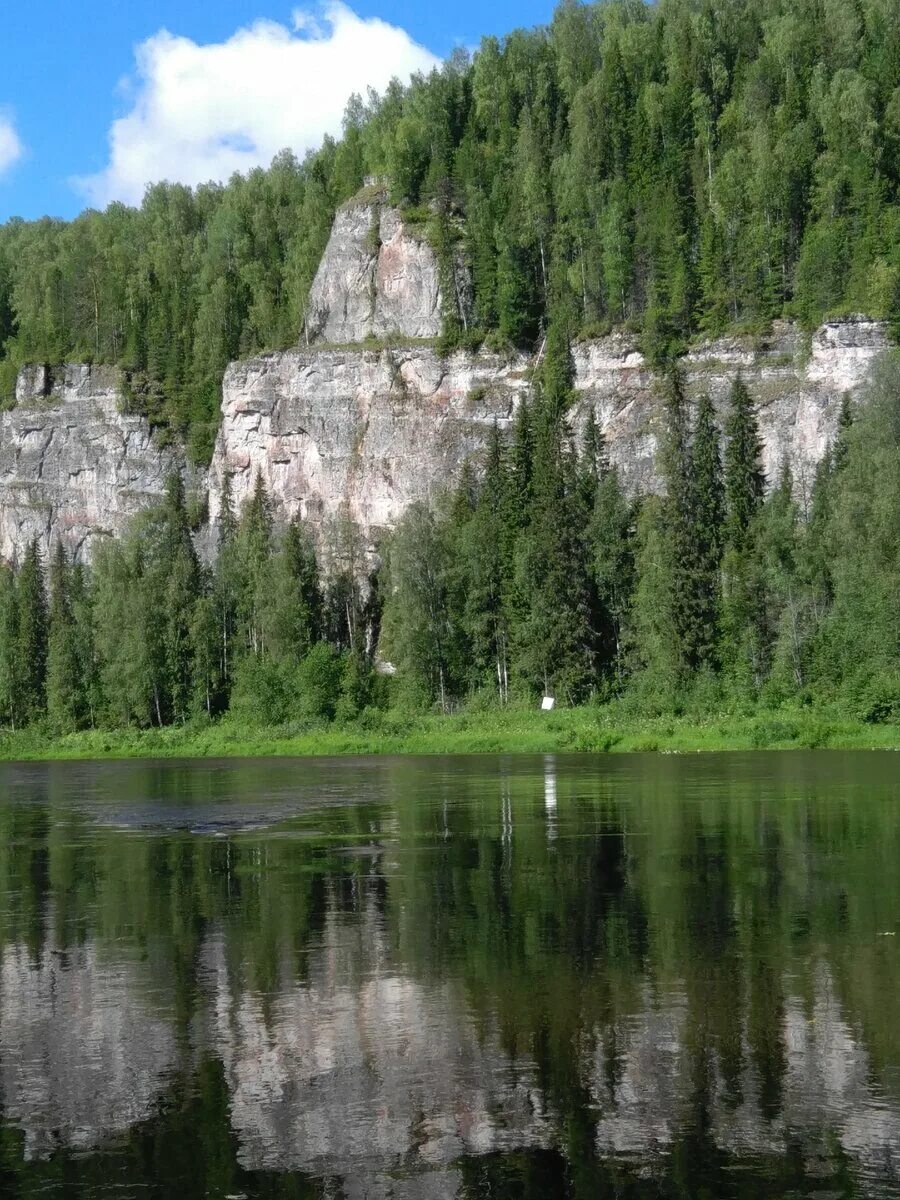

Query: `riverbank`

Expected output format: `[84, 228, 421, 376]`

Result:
[1, 705, 897, 761]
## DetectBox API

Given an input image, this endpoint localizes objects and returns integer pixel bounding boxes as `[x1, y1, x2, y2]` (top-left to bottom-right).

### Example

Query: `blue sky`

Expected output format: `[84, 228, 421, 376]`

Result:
[0, 0, 554, 223]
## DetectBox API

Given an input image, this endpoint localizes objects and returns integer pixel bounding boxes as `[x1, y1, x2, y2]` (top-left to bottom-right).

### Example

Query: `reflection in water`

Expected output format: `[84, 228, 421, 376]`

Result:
[544, 755, 557, 843]
[205, 911, 549, 1188]
[0, 752, 897, 1198]
[0, 941, 176, 1159]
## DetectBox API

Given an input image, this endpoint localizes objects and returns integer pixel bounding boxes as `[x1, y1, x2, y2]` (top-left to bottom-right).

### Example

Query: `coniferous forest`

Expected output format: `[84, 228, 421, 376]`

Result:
[0, 0, 898, 743]
[1, 0, 900, 460]
[0, 336, 897, 739]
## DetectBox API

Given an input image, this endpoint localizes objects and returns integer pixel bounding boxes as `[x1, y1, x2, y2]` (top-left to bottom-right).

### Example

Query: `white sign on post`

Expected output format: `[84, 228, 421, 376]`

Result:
[541, 696, 555, 711]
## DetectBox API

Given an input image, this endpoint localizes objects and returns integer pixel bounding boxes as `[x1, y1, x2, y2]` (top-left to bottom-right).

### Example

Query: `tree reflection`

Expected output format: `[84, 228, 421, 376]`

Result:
[0, 753, 896, 1197]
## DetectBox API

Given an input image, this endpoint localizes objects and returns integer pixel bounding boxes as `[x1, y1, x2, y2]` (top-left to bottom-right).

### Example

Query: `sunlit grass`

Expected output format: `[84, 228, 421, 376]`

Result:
[1, 704, 897, 762]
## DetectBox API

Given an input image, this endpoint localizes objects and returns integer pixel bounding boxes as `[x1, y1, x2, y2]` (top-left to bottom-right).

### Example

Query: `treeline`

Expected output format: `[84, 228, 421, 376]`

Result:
[1, 335, 897, 734]
[2, 0, 900, 458]
[380, 334, 898, 717]
[0, 470, 380, 732]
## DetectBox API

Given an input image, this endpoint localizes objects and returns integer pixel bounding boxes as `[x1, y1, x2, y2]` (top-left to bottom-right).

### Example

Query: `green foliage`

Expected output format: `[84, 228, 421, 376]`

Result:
[14, 541, 48, 726]
[46, 542, 85, 731]
[0, 357, 896, 736]
[5, 0, 899, 454]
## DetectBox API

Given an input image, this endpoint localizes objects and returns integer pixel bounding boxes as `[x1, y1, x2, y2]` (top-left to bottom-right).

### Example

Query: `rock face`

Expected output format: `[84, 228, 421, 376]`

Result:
[0, 364, 183, 562]
[208, 347, 530, 550]
[571, 316, 891, 496]
[304, 184, 456, 344]
[0, 318, 890, 564]
[208, 317, 890, 549]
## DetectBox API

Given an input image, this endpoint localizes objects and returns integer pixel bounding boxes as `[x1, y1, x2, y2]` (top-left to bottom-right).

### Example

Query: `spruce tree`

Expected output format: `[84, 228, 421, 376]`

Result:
[217, 469, 238, 549]
[69, 562, 98, 727]
[579, 408, 605, 511]
[514, 336, 594, 702]
[213, 469, 239, 688]
[590, 464, 633, 689]
[724, 376, 765, 551]
[190, 586, 221, 717]
[691, 392, 725, 667]
[235, 472, 274, 657]
[657, 369, 702, 675]
[159, 473, 200, 723]
[265, 518, 323, 663]
[757, 463, 806, 698]
[462, 424, 514, 700]
[46, 542, 84, 731]
[509, 396, 534, 517]
[0, 562, 19, 728]
[630, 496, 682, 706]
[832, 393, 854, 472]
[721, 377, 767, 694]
[15, 540, 48, 724]
[379, 503, 458, 709]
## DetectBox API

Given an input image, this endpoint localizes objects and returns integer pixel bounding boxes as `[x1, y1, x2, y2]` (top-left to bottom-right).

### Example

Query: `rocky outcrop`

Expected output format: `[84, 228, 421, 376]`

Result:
[208, 317, 890, 549]
[0, 364, 182, 562]
[0, 318, 890, 565]
[571, 316, 891, 495]
[208, 346, 529, 549]
[304, 182, 467, 344]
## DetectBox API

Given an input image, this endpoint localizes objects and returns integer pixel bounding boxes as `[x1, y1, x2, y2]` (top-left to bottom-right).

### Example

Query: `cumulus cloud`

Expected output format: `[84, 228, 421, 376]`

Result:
[0, 112, 23, 178]
[75, 2, 440, 208]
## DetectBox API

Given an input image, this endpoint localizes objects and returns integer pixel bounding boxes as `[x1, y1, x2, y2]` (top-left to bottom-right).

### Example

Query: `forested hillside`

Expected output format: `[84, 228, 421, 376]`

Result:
[1, 338, 897, 735]
[1, 0, 899, 460]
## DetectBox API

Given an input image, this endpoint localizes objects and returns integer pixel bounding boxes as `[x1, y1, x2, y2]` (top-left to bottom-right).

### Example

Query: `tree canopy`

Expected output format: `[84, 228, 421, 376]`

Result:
[2, 0, 899, 458]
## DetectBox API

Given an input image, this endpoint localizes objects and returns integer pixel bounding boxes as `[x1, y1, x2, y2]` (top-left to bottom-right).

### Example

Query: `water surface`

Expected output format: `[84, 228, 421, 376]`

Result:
[0, 751, 897, 1197]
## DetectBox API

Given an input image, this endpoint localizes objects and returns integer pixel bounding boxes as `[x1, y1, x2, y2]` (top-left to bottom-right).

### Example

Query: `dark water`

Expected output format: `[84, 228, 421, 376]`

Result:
[0, 752, 897, 1199]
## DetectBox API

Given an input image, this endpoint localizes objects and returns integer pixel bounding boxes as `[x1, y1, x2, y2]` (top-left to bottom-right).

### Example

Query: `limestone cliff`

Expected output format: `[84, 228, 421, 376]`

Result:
[304, 181, 468, 344]
[208, 316, 890, 551]
[0, 364, 183, 562]
[208, 346, 529, 549]
[0, 196, 892, 563]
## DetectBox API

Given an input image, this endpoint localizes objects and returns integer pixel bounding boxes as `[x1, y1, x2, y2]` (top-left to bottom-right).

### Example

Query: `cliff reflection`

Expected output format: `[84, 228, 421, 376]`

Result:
[0, 753, 896, 1198]
[0, 941, 176, 1159]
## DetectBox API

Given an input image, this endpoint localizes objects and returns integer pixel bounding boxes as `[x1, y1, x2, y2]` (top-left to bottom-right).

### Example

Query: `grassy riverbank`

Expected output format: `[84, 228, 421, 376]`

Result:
[1, 705, 897, 762]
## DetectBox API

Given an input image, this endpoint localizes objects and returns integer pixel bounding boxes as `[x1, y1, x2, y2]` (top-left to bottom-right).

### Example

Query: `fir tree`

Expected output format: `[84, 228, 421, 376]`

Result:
[691, 392, 725, 667]
[724, 376, 765, 551]
[46, 542, 84, 731]
[0, 562, 19, 728]
[15, 539, 48, 724]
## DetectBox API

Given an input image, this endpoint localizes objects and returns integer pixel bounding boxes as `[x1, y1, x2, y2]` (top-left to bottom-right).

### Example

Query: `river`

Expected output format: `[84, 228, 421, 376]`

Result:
[0, 751, 897, 1197]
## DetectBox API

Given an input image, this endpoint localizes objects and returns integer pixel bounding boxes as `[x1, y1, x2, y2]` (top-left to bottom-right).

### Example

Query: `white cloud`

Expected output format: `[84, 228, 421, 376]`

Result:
[75, 2, 440, 208]
[0, 112, 23, 178]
